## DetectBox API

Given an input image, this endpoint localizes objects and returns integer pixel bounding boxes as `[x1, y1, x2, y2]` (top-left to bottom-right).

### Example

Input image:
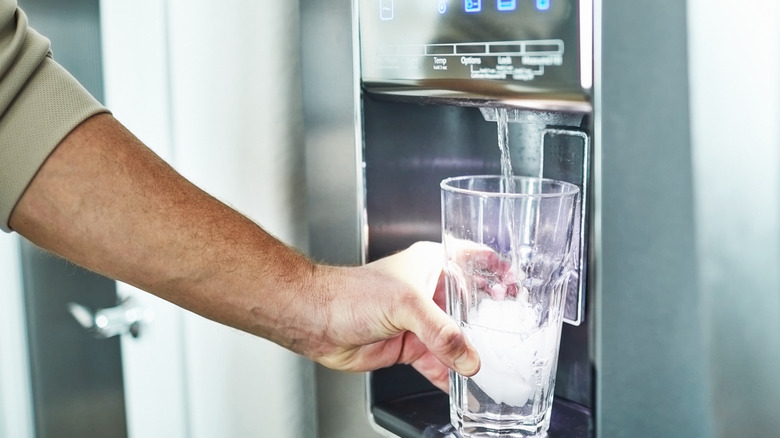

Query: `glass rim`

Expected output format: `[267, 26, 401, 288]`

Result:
[440, 175, 580, 198]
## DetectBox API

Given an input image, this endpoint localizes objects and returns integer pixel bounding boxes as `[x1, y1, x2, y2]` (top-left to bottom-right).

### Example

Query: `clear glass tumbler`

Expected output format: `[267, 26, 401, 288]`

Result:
[441, 175, 580, 438]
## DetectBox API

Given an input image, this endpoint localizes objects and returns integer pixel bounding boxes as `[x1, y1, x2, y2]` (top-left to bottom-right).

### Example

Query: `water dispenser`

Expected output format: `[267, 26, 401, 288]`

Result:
[357, 0, 592, 436]
[301, 0, 710, 437]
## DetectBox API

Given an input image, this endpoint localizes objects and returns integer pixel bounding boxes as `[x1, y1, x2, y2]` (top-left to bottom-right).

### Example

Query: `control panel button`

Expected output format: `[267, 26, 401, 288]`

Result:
[536, 0, 551, 11]
[497, 0, 517, 11]
[464, 0, 482, 13]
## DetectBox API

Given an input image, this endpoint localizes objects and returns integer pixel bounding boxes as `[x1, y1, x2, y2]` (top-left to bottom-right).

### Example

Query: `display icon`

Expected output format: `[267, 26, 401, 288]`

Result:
[438, 0, 448, 14]
[497, 0, 516, 11]
[536, 0, 550, 11]
[465, 0, 482, 13]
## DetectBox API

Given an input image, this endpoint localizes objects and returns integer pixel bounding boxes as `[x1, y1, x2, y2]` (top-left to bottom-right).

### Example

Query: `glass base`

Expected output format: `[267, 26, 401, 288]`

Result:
[453, 406, 552, 438]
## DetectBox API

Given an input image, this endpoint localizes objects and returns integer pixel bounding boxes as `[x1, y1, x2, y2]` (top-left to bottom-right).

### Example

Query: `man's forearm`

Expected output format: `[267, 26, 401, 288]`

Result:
[9, 113, 323, 350]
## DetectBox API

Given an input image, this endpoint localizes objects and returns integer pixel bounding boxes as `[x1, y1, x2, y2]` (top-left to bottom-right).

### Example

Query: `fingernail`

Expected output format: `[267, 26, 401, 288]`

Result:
[454, 348, 480, 376]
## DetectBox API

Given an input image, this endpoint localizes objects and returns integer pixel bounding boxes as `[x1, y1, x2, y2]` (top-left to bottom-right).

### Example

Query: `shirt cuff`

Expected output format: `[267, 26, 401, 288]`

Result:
[0, 56, 109, 232]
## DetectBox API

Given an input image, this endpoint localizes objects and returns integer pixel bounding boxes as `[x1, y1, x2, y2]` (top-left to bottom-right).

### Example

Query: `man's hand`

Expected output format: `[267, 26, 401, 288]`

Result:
[306, 242, 481, 391]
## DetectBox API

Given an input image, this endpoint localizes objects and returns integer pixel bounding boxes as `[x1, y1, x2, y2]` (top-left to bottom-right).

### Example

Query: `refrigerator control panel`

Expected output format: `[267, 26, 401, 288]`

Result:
[358, 0, 592, 108]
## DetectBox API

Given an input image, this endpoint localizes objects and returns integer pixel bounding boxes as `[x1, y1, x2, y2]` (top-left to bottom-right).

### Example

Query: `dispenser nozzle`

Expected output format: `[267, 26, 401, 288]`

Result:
[479, 107, 584, 126]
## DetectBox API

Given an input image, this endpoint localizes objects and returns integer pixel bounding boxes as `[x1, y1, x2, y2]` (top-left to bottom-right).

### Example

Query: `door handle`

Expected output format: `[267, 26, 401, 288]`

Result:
[67, 298, 148, 339]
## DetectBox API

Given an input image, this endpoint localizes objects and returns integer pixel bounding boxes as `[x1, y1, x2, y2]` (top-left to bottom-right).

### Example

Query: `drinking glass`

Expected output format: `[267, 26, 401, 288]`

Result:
[441, 175, 580, 437]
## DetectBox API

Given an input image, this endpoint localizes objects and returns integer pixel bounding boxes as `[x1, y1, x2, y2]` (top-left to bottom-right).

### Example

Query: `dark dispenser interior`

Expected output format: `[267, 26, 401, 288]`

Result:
[363, 96, 592, 438]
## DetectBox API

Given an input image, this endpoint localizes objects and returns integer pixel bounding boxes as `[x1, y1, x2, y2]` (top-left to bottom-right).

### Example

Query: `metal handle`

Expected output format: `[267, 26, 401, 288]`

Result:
[67, 298, 147, 339]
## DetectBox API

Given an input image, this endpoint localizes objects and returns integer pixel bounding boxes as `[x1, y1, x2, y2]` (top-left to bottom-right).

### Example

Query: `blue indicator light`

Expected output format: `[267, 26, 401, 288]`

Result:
[497, 0, 516, 11]
[536, 0, 550, 11]
[464, 0, 482, 13]
[438, 0, 448, 14]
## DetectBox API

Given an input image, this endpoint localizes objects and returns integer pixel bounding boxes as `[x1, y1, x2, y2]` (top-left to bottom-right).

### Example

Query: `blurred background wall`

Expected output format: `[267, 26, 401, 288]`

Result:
[688, 0, 780, 436]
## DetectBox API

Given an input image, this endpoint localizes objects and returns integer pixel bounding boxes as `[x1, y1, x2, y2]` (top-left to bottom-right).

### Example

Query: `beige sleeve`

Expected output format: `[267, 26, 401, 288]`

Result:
[0, 2, 109, 232]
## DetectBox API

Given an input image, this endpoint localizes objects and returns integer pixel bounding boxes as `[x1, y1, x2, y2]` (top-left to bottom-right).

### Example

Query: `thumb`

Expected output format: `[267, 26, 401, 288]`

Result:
[403, 298, 481, 376]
